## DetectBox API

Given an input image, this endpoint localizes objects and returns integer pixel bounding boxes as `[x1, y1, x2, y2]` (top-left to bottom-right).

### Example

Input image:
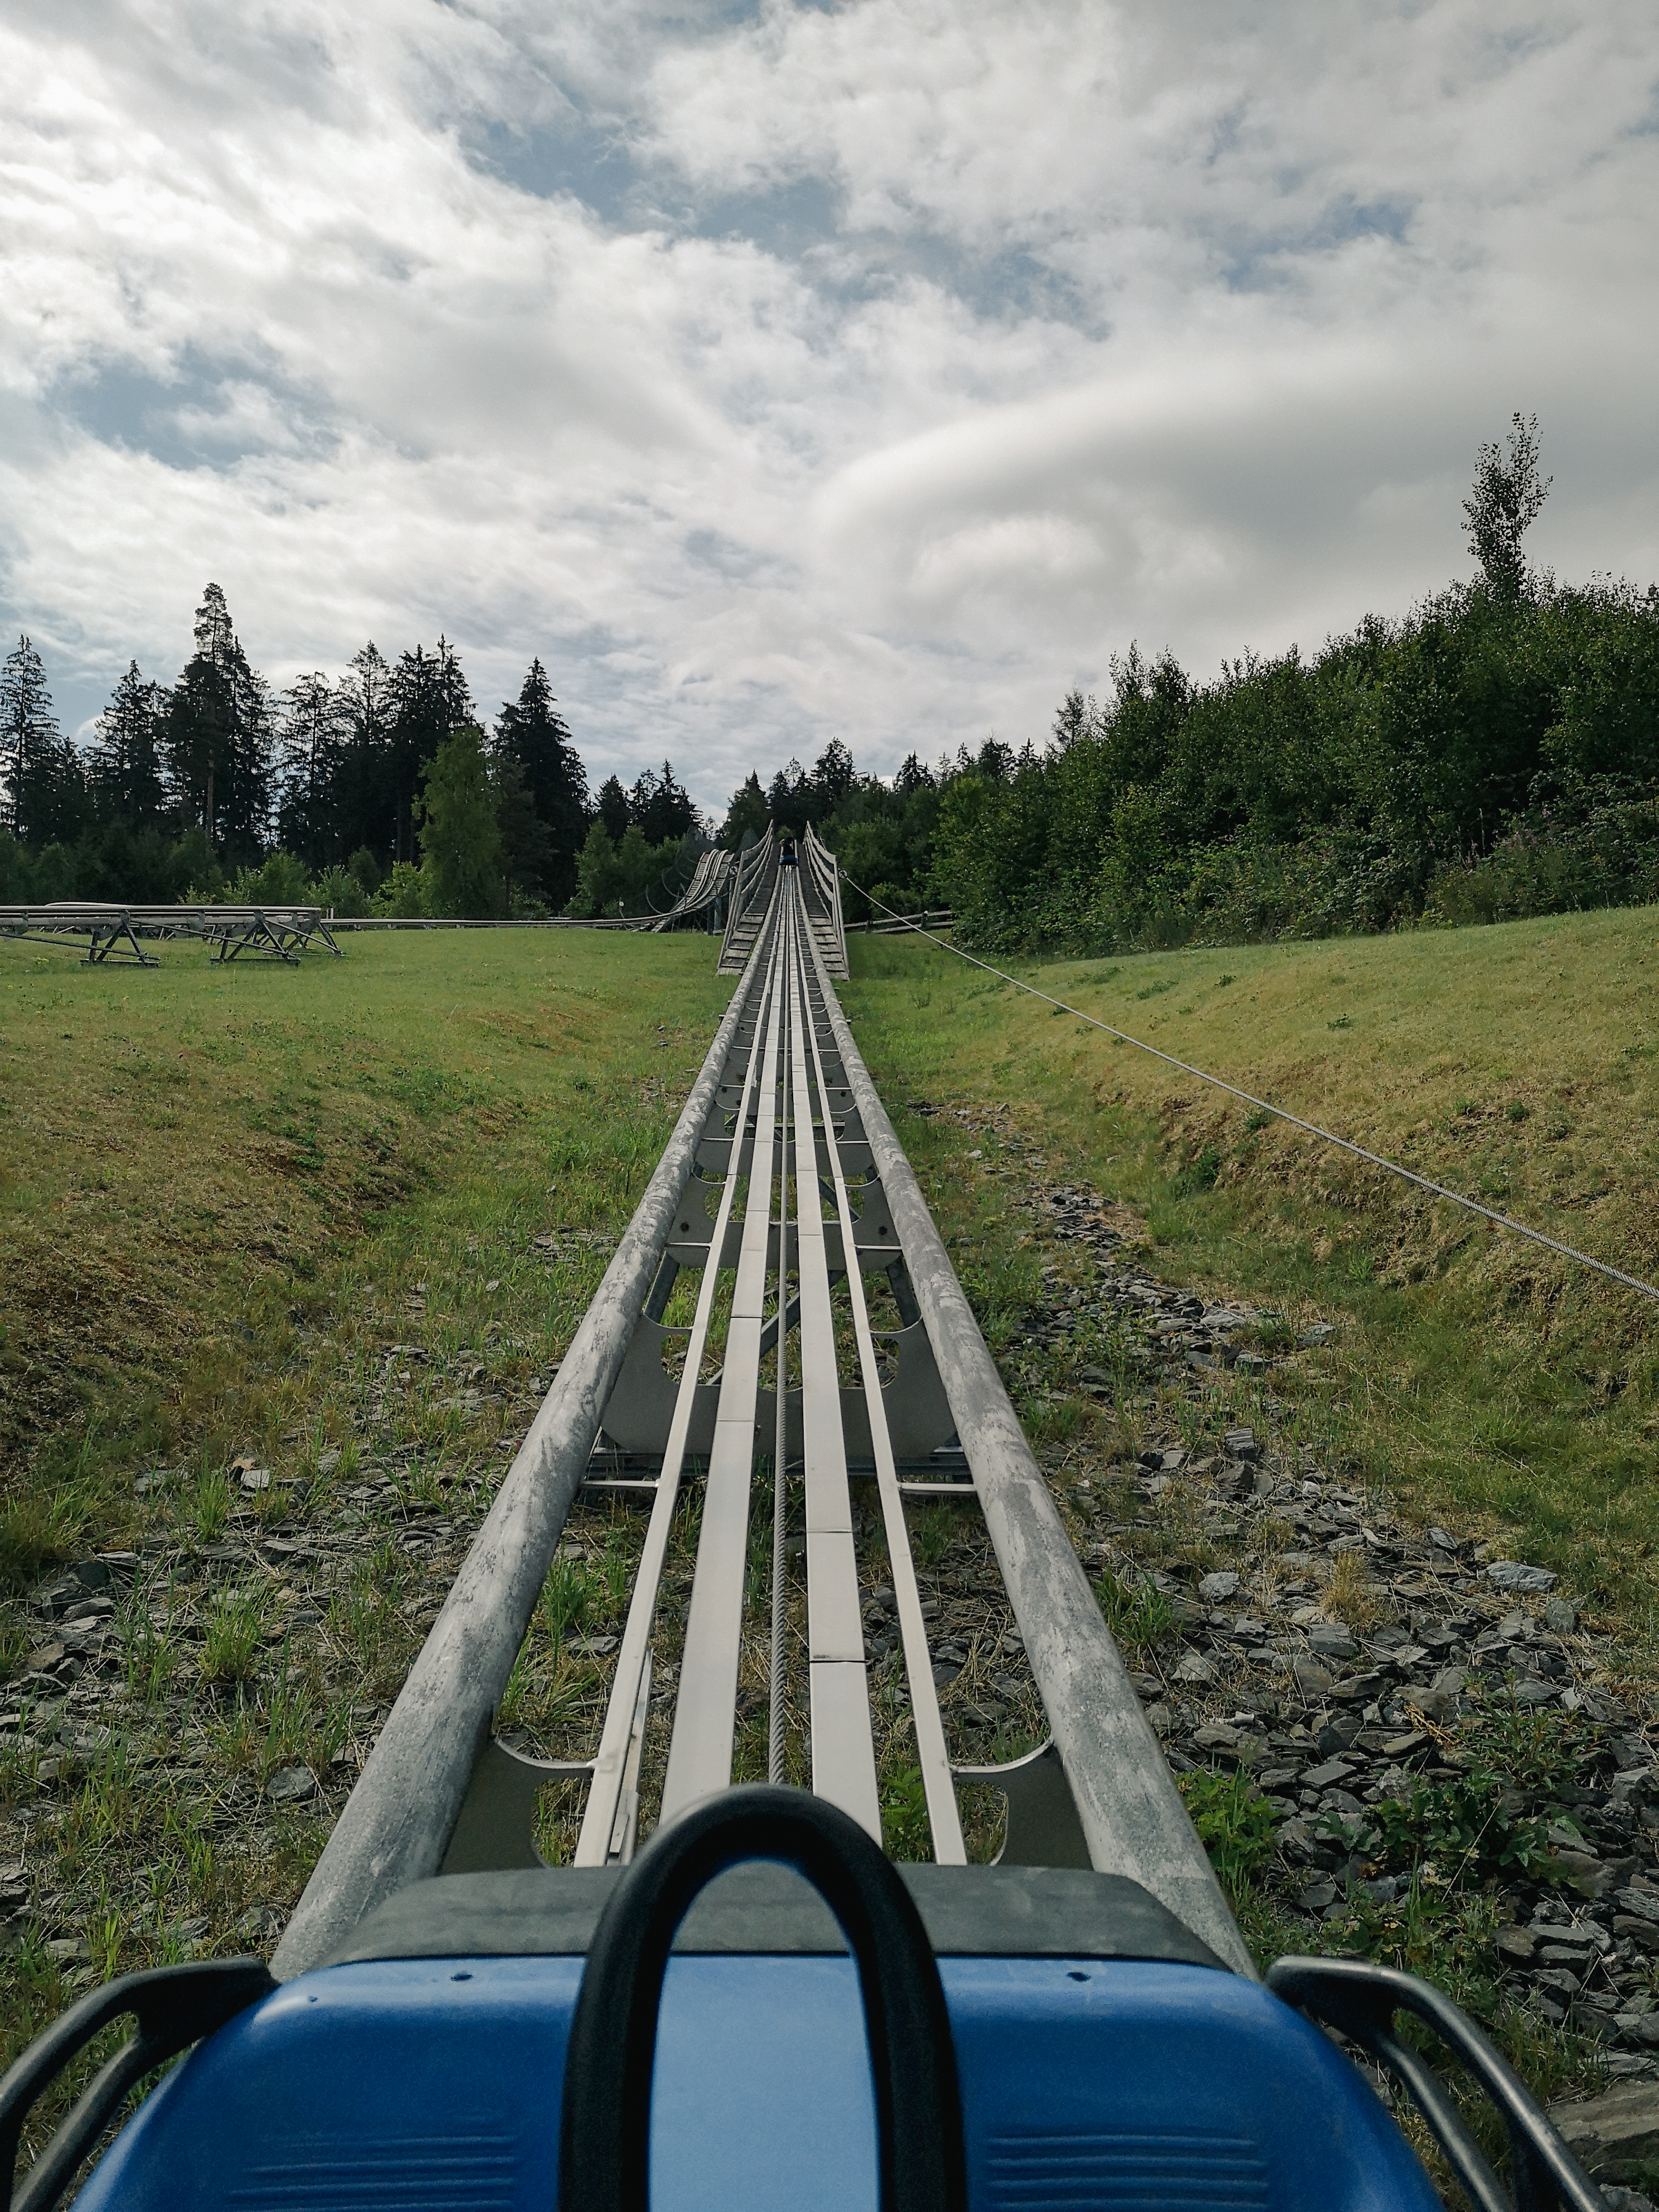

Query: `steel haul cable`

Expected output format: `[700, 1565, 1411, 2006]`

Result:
[842, 877, 1659, 1307]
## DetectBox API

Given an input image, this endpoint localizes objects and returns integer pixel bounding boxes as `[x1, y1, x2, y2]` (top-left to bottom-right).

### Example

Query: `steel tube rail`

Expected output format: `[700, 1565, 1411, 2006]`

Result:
[795, 884, 964, 1861]
[270, 929, 772, 1980]
[574, 916, 782, 1863]
[659, 910, 792, 1820]
[802, 921, 1255, 1976]
[785, 889, 881, 1834]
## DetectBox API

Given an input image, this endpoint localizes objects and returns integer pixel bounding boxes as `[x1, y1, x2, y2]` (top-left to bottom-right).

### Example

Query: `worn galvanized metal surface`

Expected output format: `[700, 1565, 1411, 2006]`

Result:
[801, 921, 1255, 1976]
[270, 931, 771, 1979]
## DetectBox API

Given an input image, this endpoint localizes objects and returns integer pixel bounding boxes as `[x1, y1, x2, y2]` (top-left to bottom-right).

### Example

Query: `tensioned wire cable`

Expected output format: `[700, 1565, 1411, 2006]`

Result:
[841, 876, 1659, 1306]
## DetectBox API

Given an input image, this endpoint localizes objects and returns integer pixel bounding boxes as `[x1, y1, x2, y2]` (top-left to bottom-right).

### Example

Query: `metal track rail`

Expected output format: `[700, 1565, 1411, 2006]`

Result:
[273, 832, 1249, 1982]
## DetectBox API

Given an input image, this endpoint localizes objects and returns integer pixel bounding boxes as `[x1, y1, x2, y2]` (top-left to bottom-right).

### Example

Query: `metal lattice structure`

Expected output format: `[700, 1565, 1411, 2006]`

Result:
[716, 827, 780, 973]
[647, 845, 734, 932]
[274, 832, 1247, 1981]
[0, 904, 342, 966]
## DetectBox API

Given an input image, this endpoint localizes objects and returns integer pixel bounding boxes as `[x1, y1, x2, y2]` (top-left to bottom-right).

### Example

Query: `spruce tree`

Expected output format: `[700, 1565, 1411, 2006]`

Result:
[596, 774, 630, 843]
[163, 584, 273, 856]
[491, 750, 555, 907]
[277, 672, 347, 864]
[90, 662, 168, 827]
[494, 658, 589, 905]
[0, 636, 77, 844]
[335, 643, 394, 864]
[720, 771, 768, 845]
[629, 759, 696, 845]
[389, 640, 472, 864]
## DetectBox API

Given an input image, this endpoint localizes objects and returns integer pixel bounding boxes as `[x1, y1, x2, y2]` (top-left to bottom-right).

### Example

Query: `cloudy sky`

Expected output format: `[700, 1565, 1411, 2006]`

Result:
[2, 1, 1657, 809]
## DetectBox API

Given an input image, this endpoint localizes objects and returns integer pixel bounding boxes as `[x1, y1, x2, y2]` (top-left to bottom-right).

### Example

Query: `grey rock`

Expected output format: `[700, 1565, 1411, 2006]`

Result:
[1546, 1597, 1579, 1634]
[1496, 1926, 1537, 1964]
[1616, 1889, 1659, 1927]
[1551, 2081, 1659, 2177]
[1307, 1625, 1358, 1660]
[265, 1764, 317, 1805]
[1302, 1757, 1354, 1789]
[1173, 1653, 1215, 1685]
[1535, 1967, 1585, 2001]
[1411, 1667, 1467, 1720]
[1292, 1658, 1334, 1697]
[1199, 1571, 1240, 1602]
[1192, 1724, 1244, 1753]
[1428, 1527, 1458, 1553]
[1486, 1560, 1558, 1593]
[1223, 1427, 1259, 1461]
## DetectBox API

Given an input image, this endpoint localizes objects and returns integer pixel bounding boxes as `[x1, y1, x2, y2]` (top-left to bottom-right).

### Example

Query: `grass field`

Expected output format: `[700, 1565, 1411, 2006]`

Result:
[0, 928, 733, 1584]
[3, 904, 1657, 2152]
[842, 905, 1659, 1656]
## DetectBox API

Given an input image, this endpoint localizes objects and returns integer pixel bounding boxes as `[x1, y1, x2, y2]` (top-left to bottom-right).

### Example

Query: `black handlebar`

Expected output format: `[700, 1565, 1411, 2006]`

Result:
[556, 1784, 966, 2212]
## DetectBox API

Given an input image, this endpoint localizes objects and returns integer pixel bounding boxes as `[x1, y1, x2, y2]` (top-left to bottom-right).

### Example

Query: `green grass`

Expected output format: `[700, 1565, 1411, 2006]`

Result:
[0, 927, 732, 1570]
[4, 904, 1655, 2147]
[0, 924, 733, 2141]
[839, 907, 1659, 1655]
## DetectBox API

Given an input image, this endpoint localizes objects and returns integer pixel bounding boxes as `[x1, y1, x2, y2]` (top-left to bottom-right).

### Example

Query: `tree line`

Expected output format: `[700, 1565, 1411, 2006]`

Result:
[0, 583, 703, 918]
[7, 418, 1655, 944]
[792, 418, 1659, 950]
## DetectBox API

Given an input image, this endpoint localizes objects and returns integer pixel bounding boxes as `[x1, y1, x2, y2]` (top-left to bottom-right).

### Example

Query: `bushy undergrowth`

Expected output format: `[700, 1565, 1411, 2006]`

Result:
[872, 575, 1659, 953]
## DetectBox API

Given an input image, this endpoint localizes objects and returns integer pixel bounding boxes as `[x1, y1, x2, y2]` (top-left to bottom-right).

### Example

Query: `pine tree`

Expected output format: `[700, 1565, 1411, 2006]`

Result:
[767, 758, 807, 830]
[277, 673, 347, 865]
[630, 759, 696, 845]
[808, 740, 856, 814]
[334, 643, 395, 864]
[163, 584, 274, 856]
[90, 662, 168, 827]
[491, 751, 555, 908]
[494, 658, 589, 905]
[720, 772, 768, 845]
[596, 774, 631, 843]
[389, 640, 473, 864]
[0, 636, 77, 844]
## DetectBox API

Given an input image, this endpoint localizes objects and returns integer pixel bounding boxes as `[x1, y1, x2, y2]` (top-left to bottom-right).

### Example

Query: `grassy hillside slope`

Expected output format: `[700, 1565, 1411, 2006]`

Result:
[0, 928, 730, 1599]
[841, 906, 1659, 1649]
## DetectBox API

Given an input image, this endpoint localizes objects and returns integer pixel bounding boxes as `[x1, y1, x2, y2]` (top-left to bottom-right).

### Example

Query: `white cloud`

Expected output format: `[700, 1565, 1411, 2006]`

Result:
[1, 0, 1656, 804]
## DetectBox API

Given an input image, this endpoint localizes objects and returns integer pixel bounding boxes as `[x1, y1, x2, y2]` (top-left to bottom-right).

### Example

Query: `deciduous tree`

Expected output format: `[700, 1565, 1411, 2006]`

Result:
[1464, 413, 1551, 601]
[415, 724, 503, 916]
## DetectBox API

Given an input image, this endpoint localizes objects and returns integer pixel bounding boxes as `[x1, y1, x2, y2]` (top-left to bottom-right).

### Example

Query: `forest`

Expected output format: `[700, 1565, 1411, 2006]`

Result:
[5, 419, 1658, 943]
[0, 584, 702, 920]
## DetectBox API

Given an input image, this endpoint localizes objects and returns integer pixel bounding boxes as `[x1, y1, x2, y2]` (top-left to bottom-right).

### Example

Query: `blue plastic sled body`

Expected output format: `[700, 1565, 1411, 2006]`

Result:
[80, 1949, 1437, 2212]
